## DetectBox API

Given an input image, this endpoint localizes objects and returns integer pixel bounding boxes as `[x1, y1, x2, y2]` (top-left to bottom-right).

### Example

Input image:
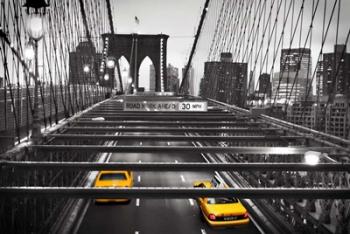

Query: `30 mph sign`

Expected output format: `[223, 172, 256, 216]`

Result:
[179, 101, 207, 112]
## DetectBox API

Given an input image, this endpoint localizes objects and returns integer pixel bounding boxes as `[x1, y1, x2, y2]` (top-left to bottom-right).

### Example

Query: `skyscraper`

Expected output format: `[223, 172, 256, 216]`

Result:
[273, 48, 312, 102]
[323, 44, 350, 100]
[201, 53, 247, 107]
[258, 73, 272, 98]
[167, 64, 179, 93]
[182, 65, 195, 95]
[69, 41, 100, 85]
[316, 60, 324, 98]
[149, 65, 156, 92]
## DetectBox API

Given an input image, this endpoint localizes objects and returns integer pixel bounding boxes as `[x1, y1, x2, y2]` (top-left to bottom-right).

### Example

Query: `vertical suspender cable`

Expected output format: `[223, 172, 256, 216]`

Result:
[180, 0, 211, 93]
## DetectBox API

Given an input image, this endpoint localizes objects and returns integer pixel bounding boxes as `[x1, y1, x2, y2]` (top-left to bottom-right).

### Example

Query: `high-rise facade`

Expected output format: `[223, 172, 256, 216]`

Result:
[182, 66, 195, 95]
[322, 44, 350, 100]
[69, 41, 100, 85]
[200, 53, 247, 107]
[325, 97, 350, 138]
[167, 64, 179, 93]
[149, 65, 156, 92]
[258, 73, 272, 98]
[273, 48, 312, 102]
[316, 60, 324, 98]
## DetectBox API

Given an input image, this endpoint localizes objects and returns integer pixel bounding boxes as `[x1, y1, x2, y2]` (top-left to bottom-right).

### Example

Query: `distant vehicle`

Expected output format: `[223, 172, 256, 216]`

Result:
[193, 180, 249, 227]
[94, 170, 133, 203]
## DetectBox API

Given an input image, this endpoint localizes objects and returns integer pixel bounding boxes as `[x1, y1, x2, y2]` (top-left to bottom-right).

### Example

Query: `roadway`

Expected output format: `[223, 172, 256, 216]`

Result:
[78, 132, 261, 234]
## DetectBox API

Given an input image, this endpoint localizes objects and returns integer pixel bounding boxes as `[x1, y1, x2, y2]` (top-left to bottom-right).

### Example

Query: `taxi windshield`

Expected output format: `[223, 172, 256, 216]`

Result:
[207, 197, 238, 204]
[99, 173, 127, 181]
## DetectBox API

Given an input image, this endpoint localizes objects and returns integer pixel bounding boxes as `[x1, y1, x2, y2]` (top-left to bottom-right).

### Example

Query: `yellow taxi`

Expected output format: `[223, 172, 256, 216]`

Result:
[94, 170, 133, 203]
[194, 179, 249, 227]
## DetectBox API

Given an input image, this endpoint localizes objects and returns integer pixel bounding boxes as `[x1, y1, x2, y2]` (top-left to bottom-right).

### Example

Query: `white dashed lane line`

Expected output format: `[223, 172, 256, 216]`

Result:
[135, 231, 139, 234]
[136, 198, 140, 207]
[200, 228, 207, 234]
[180, 174, 186, 182]
[175, 160, 178, 163]
[188, 198, 194, 206]
[137, 175, 141, 183]
[139, 142, 143, 146]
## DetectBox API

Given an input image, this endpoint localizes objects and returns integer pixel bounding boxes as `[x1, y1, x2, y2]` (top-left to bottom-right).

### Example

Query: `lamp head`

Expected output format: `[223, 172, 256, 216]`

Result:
[26, 15, 45, 40]
[104, 74, 109, 81]
[106, 58, 115, 69]
[83, 65, 90, 73]
[24, 41, 35, 60]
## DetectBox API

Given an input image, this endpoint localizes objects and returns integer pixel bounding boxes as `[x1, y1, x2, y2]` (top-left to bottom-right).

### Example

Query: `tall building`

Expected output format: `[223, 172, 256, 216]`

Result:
[69, 41, 100, 85]
[182, 65, 195, 95]
[285, 95, 350, 139]
[316, 60, 324, 98]
[201, 52, 248, 107]
[325, 97, 350, 138]
[149, 65, 156, 92]
[167, 64, 179, 93]
[258, 73, 272, 98]
[247, 71, 255, 96]
[273, 48, 312, 102]
[323, 44, 350, 100]
[286, 101, 317, 129]
[199, 77, 209, 97]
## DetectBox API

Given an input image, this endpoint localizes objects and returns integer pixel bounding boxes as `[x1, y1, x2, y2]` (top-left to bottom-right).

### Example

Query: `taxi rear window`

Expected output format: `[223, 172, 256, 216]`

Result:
[207, 197, 238, 204]
[99, 173, 127, 181]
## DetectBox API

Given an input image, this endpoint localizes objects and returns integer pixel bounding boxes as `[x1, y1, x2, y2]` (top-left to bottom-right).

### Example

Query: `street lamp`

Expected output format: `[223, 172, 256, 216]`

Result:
[304, 151, 321, 165]
[23, 0, 49, 144]
[106, 57, 116, 69]
[83, 64, 90, 73]
[24, 41, 35, 61]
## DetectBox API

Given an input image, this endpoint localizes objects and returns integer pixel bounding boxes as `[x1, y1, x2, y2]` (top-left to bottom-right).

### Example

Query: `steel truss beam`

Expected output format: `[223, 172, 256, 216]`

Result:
[63, 127, 281, 132]
[30, 145, 334, 154]
[0, 187, 349, 199]
[2, 161, 349, 171]
[73, 120, 266, 126]
[47, 134, 304, 141]
[77, 114, 248, 121]
[82, 112, 244, 117]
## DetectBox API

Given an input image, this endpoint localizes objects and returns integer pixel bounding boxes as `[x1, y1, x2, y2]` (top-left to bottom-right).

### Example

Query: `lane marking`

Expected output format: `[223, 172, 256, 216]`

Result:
[138, 160, 142, 163]
[106, 153, 112, 162]
[139, 142, 143, 146]
[137, 175, 141, 183]
[188, 198, 194, 206]
[200, 229, 206, 234]
[175, 160, 178, 163]
[167, 142, 171, 146]
[136, 198, 140, 207]
[180, 175, 186, 182]
[135, 231, 139, 234]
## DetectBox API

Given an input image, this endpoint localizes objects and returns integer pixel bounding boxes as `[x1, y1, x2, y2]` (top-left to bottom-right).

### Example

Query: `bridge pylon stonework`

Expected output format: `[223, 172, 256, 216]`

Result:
[102, 33, 169, 92]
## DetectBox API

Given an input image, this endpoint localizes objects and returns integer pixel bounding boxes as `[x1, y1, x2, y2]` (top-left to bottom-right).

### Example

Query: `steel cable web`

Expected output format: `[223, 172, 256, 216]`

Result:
[195, 0, 350, 140]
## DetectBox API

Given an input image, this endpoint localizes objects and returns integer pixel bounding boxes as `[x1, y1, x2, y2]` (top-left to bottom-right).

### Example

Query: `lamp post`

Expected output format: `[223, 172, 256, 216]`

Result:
[105, 56, 117, 97]
[23, 0, 49, 144]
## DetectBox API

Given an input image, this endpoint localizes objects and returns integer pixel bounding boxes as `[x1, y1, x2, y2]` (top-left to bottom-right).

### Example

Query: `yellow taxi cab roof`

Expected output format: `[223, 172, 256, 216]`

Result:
[97, 170, 129, 174]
